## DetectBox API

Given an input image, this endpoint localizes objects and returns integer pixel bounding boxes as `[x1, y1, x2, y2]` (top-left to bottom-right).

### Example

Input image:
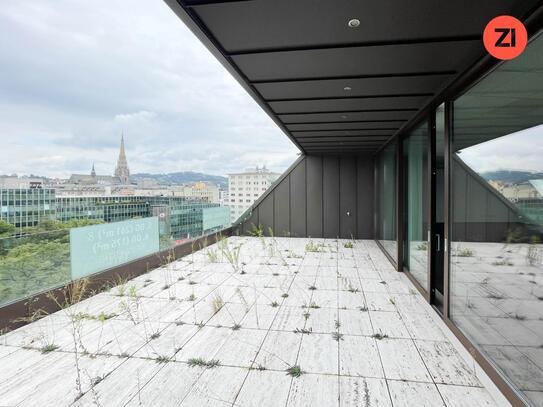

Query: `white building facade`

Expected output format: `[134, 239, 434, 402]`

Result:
[227, 166, 279, 223]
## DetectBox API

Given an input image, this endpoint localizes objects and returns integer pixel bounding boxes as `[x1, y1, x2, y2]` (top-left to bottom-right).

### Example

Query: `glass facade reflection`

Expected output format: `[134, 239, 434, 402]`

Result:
[451, 34, 543, 405]
[375, 144, 397, 261]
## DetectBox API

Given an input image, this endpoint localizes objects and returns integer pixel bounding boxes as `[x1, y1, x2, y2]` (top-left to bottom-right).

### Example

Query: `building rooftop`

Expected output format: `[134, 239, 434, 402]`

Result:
[0, 237, 499, 406]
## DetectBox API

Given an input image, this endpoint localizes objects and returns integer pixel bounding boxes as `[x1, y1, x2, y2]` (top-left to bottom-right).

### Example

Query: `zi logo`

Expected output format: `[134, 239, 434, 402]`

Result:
[483, 15, 527, 60]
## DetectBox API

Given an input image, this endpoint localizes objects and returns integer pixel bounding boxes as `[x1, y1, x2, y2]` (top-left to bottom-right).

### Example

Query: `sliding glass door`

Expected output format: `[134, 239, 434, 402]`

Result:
[375, 143, 397, 262]
[403, 122, 430, 291]
[449, 33, 543, 406]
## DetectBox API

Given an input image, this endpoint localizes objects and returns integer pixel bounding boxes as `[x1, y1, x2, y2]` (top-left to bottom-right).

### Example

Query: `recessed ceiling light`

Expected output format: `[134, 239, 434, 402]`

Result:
[348, 18, 360, 28]
[343, 86, 352, 91]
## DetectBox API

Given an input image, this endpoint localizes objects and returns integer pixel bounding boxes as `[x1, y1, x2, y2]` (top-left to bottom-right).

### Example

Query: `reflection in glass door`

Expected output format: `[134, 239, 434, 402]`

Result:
[403, 122, 429, 291]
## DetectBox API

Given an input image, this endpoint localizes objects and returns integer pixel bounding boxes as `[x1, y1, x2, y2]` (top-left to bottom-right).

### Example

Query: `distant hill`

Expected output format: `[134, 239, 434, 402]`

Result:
[131, 172, 228, 188]
[481, 170, 543, 185]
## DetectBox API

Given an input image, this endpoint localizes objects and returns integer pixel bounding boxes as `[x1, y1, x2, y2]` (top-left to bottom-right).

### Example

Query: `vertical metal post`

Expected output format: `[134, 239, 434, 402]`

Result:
[396, 139, 404, 272]
[443, 101, 453, 319]
[428, 113, 436, 300]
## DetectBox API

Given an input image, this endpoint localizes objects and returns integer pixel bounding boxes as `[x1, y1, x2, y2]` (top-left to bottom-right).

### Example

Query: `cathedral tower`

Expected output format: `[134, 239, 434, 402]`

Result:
[114, 133, 130, 184]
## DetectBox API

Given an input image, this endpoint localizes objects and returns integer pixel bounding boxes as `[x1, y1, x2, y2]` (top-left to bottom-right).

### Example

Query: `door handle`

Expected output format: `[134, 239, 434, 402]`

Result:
[435, 234, 441, 252]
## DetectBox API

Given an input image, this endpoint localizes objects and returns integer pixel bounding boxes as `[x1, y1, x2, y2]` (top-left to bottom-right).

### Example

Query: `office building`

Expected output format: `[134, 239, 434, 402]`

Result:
[227, 166, 279, 223]
[172, 181, 220, 203]
[0, 188, 56, 229]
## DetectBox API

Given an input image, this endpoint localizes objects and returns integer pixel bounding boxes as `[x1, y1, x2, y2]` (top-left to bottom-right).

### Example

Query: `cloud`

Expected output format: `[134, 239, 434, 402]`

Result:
[0, 0, 299, 178]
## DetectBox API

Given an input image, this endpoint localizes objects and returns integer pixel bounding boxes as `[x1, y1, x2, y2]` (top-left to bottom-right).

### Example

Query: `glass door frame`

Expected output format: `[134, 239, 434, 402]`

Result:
[399, 108, 450, 313]
[442, 101, 452, 319]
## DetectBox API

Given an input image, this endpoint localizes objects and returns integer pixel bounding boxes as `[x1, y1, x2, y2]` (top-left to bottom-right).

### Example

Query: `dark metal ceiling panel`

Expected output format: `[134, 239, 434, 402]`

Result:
[270, 95, 428, 114]
[286, 123, 400, 131]
[169, 0, 540, 154]
[295, 129, 393, 137]
[280, 112, 411, 124]
[297, 137, 390, 143]
[292, 130, 401, 138]
[254, 74, 454, 100]
[232, 41, 483, 82]
[190, 0, 526, 53]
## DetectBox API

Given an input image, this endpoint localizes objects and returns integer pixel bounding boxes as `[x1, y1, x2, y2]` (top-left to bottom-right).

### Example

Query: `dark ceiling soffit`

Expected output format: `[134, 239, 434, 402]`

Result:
[265, 93, 434, 103]
[308, 144, 376, 150]
[277, 108, 419, 116]
[227, 35, 481, 56]
[292, 134, 394, 139]
[295, 136, 391, 141]
[184, 0, 251, 7]
[251, 71, 457, 85]
[164, 0, 305, 153]
[300, 142, 385, 146]
[285, 120, 405, 125]
[304, 149, 378, 153]
[298, 140, 389, 145]
[291, 128, 395, 134]
[374, 2, 543, 156]
[304, 148, 378, 153]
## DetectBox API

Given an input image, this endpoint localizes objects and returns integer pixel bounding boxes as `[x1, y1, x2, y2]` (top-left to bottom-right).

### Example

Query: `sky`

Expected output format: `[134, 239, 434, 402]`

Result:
[0, 1, 299, 179]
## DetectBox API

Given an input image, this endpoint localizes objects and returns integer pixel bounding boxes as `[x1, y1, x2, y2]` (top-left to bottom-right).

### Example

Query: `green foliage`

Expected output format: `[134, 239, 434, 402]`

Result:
[286, 365, 303, 377]
[0, 218, 104, 305]
[505, 227, 523, 244]
[249, 223, 264, 237]
[187, 358, 220, 368]
[40, 344, 59, 354]
[456, 247, 474, 257]
[343, 242, 353, 249]
[0, 220, 15, 238]
[74, 311, 117, 322]
[305, 241, 322, 253]
[372, 332, 389, 340]
[0, 238, 70, 305]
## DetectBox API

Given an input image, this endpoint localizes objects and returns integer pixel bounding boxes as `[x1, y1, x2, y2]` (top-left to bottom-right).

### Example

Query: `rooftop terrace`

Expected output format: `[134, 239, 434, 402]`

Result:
[0, 237, 501, 406]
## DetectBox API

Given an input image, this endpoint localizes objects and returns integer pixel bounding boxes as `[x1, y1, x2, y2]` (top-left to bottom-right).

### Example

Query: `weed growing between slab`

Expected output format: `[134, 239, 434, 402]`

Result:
[286, 365, 304, 377]
[187, 358, 221, 368]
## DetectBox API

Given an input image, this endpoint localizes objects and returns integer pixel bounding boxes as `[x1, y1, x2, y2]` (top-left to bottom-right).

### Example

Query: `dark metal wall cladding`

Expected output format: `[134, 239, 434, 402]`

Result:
[178, 0, 539, 153]
[240, 155, 374, 239]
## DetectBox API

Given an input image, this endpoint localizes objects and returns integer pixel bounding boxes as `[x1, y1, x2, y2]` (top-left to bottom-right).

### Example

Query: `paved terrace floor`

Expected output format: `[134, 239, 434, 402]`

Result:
[0, 237, 501, 406]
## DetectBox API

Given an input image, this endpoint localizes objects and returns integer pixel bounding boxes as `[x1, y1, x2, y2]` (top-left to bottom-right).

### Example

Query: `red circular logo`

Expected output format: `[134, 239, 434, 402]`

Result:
[483, 15, 527, 60]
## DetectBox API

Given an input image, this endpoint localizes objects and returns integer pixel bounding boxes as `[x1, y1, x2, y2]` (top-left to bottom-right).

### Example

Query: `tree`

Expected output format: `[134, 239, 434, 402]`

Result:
[0, 220, 15, 238]
[0, 240, 70, 304]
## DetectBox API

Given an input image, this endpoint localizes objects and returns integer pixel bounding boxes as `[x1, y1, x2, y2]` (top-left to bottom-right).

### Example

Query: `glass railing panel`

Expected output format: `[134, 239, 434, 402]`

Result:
[0, 212, 231, 307]
[69, 217, 160, 279]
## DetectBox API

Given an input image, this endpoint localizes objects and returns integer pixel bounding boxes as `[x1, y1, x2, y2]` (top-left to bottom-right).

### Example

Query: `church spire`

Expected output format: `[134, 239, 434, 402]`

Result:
[91, 162, 96, 178]
[114, 132, 130, 184]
